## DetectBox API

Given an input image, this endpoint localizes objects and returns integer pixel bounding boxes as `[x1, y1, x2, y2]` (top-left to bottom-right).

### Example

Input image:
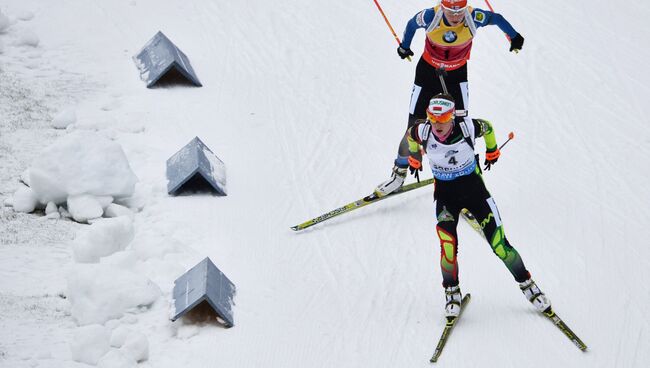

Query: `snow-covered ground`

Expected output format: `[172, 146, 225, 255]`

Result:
[1, 0, 649, 367]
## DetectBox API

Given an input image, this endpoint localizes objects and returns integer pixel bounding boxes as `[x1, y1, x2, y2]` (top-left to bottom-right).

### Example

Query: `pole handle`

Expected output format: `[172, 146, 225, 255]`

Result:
[372, 0, 412, 62]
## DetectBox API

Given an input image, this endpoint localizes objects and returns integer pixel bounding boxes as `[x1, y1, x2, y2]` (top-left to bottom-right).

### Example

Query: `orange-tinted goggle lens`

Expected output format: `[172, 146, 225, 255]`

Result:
[427, 110, 454, 123]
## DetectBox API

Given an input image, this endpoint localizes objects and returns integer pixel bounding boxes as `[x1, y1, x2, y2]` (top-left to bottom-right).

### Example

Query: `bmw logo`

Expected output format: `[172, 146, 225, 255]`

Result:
[443, 31, 457, 43]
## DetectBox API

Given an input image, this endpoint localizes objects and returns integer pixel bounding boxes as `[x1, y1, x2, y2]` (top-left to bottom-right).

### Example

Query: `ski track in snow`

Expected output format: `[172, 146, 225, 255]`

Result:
[1, 0, 650, 367]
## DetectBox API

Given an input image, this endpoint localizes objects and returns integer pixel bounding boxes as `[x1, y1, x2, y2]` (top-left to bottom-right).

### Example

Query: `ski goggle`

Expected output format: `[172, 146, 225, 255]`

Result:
[441, 5, 467, 15]
[426, 110, 455, 124]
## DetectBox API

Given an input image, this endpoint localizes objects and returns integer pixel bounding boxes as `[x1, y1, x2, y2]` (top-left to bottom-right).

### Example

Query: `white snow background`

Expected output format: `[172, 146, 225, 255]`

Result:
[1, 0, 649, 367]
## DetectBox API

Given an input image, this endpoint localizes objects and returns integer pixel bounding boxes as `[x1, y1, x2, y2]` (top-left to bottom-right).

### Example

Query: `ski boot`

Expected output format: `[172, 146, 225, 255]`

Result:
[519, 278, 551, 312]
[444, 285, 462, 317]
[374, 166, 407, 197]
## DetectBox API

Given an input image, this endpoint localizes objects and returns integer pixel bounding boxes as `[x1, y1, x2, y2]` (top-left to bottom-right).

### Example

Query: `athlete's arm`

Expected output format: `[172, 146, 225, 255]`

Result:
[401, 8, 435, 48]
[407, 121, 431, 153]
[471, 8, 518, 39]
[473, 118, 498, 151]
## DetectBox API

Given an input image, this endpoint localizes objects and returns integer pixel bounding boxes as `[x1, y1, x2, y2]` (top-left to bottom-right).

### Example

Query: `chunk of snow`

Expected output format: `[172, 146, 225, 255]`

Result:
[104, 203, 134, 219]
[43, 201, 61, 219]
[72, 217, 134, 263]
[114, 183, 148, 212]
[67, 264, 161, 325]
[16, 30, 39, 47]
[12, 186, 38, 213]
[59, 206, 72, 219]
[67, 194, 103, 223]
[29, 130, 138, 204]
[97, 350, 136, 368]
[69, 324, 110, 365]
[110, 326, 131, 348]
[45, 202, 58, 215]
[121, 331, 149, 362]
[51, 108, 76, 129]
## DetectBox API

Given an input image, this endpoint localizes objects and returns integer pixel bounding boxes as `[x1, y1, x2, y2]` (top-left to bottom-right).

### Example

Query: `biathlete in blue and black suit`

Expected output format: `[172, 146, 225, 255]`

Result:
[375, 0, 524, 197]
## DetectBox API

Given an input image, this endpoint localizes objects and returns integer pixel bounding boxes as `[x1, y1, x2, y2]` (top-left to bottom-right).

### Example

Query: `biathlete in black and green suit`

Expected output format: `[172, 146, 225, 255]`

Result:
[406, 93, 550, 317]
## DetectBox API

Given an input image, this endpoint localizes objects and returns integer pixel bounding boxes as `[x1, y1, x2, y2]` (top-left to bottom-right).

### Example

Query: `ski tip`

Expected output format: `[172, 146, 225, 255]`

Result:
[290, 226, 300, 231]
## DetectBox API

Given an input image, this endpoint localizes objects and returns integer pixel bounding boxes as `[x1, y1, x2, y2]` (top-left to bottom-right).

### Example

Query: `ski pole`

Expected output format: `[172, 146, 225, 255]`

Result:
[435, 67, 467, 116]
[483, 0, 496, 12]
[499, 131, 515, 150]
[483, 0, 512, 43]
[371, 0, 412, 62]
[484, 131, 515, 170]
[435, 67, 449, 94]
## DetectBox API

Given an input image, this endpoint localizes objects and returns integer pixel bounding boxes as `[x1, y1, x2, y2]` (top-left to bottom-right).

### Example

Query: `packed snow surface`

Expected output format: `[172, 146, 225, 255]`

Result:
[1, 0, 649, 367]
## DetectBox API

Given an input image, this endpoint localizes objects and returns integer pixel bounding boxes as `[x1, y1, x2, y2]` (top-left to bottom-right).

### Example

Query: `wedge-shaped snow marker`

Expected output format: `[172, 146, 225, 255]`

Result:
[133, 31, 202, 88]
[171, 257, 236, 327]
[167, 137, 227, 196]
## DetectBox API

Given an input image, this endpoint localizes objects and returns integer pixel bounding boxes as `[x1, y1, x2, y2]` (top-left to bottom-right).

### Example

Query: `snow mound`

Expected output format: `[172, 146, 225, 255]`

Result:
[97, 350, 136, 368]
[67, 264, 161, 325]
[12, 185, 38, 213]
[70, 324, 110, 365]
[72, 216, 135, 263]
[29, 130, 138, 205]
[51, 108, 77, 129]
[16, 30, 39, 47]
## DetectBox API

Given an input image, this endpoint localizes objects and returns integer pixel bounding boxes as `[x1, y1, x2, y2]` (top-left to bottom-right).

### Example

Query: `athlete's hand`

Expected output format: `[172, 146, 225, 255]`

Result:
[510, 33, 524, 52]
[397, 46, 414, 59]
[484, 148, 500, 171]
[408, 153, 423, 182]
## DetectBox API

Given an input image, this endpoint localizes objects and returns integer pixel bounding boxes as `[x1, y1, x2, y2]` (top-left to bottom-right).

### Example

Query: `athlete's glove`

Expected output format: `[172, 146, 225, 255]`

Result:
[397, 46, 414, 59]
[484, 148, 500, 171]
[408, 152, 423, 182]
[509, 33, 524, 52]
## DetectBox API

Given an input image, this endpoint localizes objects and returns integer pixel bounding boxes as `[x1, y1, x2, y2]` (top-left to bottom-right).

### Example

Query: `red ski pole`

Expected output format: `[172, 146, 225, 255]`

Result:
[483, 0, 512, 43]
[371, 0, 412, 62]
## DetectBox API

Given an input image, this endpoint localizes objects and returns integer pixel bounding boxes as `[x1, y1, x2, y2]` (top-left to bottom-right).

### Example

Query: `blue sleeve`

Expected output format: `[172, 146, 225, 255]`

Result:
[471, 8, 518, 39]
[401, 8, 435, 49]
